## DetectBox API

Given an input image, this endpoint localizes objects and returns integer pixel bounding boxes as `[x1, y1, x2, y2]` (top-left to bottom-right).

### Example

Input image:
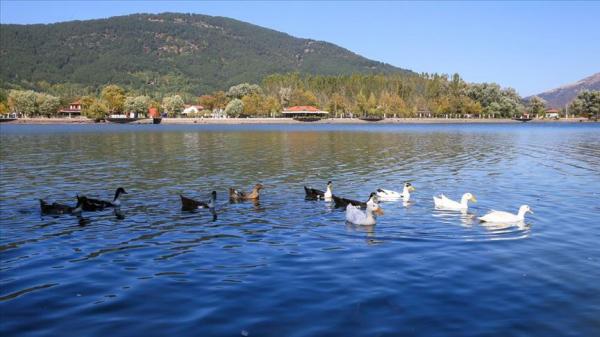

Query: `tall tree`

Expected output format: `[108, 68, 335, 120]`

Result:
[289, 89, 318, 107]
[327, 93, 347, 117]
[8, 90, 37, 117]
[356, 91, 368, 115]
[224, 98, 244, 117]
[36, 93, 61, 117]
[227, 83, 263, 99]
[367, 92, 379, 116]
[527, 96, 547, 117]
[212, 91, 228, 110]
[101, 85, 126, 113]
[124, 95, 150, 117]
[162, 95, 184, 117]
[278, 87, 292, 107]
[198, 95, 216, 111]
[568, 90, 600, 118]
[83, 99, 108, 121]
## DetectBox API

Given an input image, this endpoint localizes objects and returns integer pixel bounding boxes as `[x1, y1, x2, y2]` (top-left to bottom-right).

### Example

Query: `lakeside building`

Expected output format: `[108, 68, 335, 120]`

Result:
[182, 105, 204, 116]
[58, 101, 82, 118]
[281, 106, 329, 118]
[545, 108, 560, 119]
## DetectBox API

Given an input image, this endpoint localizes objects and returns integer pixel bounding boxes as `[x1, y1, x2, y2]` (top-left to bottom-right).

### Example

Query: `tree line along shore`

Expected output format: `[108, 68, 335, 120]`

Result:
[5, 117, 593, 126]
[2, 73, 599, 120]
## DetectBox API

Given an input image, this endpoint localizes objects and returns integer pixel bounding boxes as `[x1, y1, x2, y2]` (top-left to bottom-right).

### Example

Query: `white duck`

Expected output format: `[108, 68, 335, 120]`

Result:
[433, 192, 476, 211]
[479, 205, 533, 223]
[345, 200, 384, 226]
[376, 182, 415, 202]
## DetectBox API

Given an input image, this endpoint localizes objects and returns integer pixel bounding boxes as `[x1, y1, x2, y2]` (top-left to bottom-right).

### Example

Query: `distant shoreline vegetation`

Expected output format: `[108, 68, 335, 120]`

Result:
[1, 13, 598, 120]
[1, 73, 599, 120]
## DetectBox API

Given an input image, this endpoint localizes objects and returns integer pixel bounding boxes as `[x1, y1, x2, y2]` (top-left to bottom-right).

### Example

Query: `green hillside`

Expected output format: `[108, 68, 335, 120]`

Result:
[0, 13, 411, 96]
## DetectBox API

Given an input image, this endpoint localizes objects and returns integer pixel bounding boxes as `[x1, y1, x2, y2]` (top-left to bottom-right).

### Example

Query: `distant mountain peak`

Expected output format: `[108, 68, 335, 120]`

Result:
[529, 72, 600, 107]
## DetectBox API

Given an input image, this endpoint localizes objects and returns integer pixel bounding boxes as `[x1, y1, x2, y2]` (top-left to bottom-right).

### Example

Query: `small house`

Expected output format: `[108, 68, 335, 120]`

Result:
[58, 101, 82, 118]
[181, 105, 204, 116]
[545, 108, 560, 119]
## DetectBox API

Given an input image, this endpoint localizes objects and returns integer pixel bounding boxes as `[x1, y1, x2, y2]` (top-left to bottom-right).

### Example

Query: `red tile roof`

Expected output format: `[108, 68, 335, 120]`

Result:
[284, 106, 319, 112]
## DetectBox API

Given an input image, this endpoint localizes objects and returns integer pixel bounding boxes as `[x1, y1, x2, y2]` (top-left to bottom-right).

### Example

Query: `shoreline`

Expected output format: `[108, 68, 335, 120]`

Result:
[1, 117, 592, 125]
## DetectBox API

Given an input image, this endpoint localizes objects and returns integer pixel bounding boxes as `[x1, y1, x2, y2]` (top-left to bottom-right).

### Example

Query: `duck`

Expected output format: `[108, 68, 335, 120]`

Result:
[40, 197, 83, 215]
[229, 183, 263, 201]
[433, 192, 476, 211]
[345, 199, 384, 226]
[78, 187, 127, 211]
[181, 191, 217, 211]
[333, 192, 378, 209]
[376, 182, 415, 202]
[304, 181, 333, 201]
[479, 205, 533, 223]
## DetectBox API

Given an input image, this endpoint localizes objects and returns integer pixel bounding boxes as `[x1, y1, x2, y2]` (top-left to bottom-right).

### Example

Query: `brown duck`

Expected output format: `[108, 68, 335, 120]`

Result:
[229, 183, 263, 201]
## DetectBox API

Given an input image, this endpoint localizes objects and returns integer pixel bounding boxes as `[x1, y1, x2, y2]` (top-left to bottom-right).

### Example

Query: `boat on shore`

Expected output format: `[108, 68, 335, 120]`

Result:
[153, 118, 162, 124]
[106, 117, 140, 124]
[513, 117, 533, 122]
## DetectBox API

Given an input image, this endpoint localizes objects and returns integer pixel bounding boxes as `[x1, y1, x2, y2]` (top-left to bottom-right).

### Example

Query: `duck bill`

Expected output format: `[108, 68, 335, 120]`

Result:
[409, 186, 416, 192]
[374, 208, 384, 216]
[529, 210, 534, 214]
[470, 196, 477, 203]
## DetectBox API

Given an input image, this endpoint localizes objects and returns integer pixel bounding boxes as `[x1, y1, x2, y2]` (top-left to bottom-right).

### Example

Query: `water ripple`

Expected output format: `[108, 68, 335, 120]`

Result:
[1, 123, 599, 337]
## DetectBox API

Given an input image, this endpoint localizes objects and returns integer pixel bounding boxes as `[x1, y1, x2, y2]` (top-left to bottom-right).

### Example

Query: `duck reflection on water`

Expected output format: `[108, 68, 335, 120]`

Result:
[432, 208, 477, 227]
[345, 223, 381, 245]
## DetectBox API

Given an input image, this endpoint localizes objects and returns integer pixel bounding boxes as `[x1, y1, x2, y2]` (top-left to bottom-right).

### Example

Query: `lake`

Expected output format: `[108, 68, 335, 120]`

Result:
[1, 123, 599, 337]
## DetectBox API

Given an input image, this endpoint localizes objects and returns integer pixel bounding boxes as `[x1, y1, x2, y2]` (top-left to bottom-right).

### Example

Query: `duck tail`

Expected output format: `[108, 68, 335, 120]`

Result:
[304, 186, 314, 196]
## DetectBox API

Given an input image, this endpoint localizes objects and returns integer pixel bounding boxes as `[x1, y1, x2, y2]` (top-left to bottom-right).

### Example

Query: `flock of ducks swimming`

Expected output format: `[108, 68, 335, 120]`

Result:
[305, 181, 532, 226]
[39, 182, 533, 227]
[40, 187, 128, 215]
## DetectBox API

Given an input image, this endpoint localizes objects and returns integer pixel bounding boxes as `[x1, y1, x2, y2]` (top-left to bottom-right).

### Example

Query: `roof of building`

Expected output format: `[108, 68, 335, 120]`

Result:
[284, 106, 320, 112]
[546, 108, 560, 113]
[282, 106, 329, 114]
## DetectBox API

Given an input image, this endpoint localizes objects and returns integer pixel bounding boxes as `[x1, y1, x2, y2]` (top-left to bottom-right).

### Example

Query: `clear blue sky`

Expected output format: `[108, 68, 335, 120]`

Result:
[1, 1, 599, 96]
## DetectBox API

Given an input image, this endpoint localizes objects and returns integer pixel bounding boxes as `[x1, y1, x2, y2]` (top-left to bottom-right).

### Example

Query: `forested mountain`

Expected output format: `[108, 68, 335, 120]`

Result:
[0, 13, 411, 96]
[528, 73, 600, 108]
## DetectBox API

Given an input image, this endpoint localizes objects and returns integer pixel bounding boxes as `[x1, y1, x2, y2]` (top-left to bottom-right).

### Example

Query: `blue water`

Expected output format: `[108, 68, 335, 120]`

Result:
[1, 123, 599, 336]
